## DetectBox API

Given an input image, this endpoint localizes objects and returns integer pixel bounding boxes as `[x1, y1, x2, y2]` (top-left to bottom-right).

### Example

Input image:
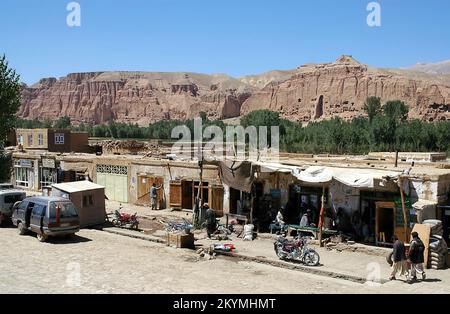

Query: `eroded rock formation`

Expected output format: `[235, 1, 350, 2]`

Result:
[241, 56, 450, 123]
[19, 56, 450, 124]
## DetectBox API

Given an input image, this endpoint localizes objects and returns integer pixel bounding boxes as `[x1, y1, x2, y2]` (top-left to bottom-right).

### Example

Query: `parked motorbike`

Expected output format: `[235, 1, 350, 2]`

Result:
[274, 235, 320, 266]
[112, 207, 139, 230]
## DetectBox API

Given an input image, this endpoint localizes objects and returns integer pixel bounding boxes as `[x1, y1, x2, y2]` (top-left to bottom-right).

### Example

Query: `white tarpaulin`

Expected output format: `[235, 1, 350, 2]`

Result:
[253, 161, 299, 174]
[293, 166, 333, 183]
[293, 166, 400, 189]
[253, 161, 401, 189]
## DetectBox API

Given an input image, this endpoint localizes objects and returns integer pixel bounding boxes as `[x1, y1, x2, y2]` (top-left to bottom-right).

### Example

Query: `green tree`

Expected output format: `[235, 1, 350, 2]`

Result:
[363, 96, 382, 122]
[383, 100, 409, 123]
[0, 55, 21, 181]
[53, 116, 71, 129]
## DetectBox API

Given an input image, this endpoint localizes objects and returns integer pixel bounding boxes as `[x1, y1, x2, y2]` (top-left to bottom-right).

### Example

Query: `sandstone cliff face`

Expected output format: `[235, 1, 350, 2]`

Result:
[19, 56, 450, 125]
[240, 56, 450, 123]
[19, 72, 254, 125]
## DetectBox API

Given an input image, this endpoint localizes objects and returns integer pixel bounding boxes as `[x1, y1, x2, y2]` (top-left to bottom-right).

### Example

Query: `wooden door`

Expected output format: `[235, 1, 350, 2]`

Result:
[137, 176, 164, 206]
[170, 181, 182, 209]
[375, 202, 395, 244]
[182, 180, 193, 209]
[210, 185, 224, 217]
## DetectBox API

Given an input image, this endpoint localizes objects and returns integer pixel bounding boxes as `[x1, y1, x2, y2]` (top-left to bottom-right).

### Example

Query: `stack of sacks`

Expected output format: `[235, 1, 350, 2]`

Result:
[424, 219, 448, 270]
[429, 236, 448, 269]
[423, 219, 444, 237]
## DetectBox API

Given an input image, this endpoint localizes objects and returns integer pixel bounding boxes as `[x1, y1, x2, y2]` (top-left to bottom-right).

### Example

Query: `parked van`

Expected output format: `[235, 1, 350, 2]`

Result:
[0, 190, 26, 226]
[12, 196, 80, 242]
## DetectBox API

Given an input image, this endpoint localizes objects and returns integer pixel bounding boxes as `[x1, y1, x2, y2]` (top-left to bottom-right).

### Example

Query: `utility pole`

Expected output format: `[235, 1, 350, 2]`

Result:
[398, 176, 409, 242]
[318, 184, 325, 247]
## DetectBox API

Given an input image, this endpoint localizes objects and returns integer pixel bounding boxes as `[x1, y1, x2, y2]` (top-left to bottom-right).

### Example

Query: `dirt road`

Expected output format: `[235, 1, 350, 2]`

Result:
[0, 227, 448, 294]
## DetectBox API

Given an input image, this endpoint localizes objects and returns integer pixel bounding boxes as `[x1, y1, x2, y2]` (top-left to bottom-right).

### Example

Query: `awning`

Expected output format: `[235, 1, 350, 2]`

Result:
[218, 161, 255, 193]
[293, 166, 400, 188]
[293, 166, 333, 184]
[253, 161, 298, 174]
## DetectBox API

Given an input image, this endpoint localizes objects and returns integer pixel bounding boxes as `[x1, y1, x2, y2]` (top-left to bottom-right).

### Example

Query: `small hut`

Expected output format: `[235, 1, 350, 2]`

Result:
[51, 181, 106, 228]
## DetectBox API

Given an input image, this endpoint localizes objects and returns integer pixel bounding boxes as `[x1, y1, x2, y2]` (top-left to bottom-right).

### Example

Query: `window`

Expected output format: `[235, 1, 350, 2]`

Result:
[32, 204, 46, 216]
[17, 201, 28, 212]
[28, 134, 33, 146]
[55, 133, 65, 145]
[49, 202, 78, 218]
[96, 165, 128, 175]
[83, 194, 94, 207]
[40, 168, 56, 188]
[38, 134, 44, 146]
[17, 135, 24, 145]
[15, 167, 30, 188]
[4, 194, 24, 205]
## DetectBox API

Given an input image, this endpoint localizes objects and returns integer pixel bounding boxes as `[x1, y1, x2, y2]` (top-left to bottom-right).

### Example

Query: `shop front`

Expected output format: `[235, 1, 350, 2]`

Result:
[40, 157, 58, 189]
[14, 159, 36, 189]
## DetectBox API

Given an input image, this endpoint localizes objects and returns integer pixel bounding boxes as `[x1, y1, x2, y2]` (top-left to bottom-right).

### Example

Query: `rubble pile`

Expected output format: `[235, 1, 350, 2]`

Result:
[143, 141, 165, 157]
[196, 247, 217, 261]
[101, 140, 146, 150]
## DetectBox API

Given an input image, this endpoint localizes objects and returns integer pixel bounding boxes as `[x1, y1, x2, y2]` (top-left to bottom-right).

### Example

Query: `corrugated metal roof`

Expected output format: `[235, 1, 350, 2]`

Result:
[52, 181, 105, 193]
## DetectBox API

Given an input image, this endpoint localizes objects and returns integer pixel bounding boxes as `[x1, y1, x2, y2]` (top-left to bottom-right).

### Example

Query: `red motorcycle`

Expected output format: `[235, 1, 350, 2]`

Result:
[274, 235, 320, 266]
[112, 207, 139, 230]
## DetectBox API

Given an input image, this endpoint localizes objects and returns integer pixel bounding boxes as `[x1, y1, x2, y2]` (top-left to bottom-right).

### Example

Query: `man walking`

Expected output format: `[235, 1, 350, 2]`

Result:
[389, 235, 408, 281]
[408, 232, 426, 283]
[149, 183, 161, 211]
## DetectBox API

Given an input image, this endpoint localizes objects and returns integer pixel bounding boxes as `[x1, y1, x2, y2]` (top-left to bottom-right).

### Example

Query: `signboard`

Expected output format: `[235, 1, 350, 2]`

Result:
[42, 158, 56, 169]
[394, 197, 417, 227]
[19, 160, 33, 168]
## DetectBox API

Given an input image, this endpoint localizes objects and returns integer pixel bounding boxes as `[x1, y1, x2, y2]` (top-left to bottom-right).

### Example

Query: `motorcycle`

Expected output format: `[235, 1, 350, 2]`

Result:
[274, 235, 320, 266]
[112, 207, 139, 230]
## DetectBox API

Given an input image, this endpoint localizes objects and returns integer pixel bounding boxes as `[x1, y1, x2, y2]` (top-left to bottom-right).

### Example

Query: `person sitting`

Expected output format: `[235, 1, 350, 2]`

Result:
[275, 207, 286, 234]
[300, 209, 315, 228]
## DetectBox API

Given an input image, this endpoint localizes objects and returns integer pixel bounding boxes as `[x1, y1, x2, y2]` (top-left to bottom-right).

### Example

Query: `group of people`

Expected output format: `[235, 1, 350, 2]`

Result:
[276, 208, 315, 232]
[390, 232, 427, 283]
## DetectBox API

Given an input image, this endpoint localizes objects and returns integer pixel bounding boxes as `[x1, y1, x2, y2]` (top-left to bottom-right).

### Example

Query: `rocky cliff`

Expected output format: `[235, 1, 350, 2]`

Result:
[19, 72, 254, 125]
[240, 56, 450, 123]
[19, 56, 450, 124]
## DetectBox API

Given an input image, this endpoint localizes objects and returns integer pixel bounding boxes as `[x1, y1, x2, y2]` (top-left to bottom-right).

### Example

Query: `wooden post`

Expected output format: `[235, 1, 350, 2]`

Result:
[395, 151, 399, 168]
[399, 176, 409, 242]
[250, 194, 254, 224]
[318, 184, 325, 247]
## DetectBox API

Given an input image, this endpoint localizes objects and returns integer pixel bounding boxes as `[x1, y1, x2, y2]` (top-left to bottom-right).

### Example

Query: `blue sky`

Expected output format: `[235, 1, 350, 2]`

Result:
[1, 0, 450, 84]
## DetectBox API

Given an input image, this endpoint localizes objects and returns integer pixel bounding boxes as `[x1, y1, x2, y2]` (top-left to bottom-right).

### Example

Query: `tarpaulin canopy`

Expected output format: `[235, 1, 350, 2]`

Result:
[292, 166, 400, 188]
[253, 161, 298, 174]
[218, 161, 255, 193]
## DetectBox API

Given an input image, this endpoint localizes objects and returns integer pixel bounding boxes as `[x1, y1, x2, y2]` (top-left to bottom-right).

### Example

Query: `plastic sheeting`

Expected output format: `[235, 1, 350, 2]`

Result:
[253, 161, 401, 189]
[293, 166, 400, 188]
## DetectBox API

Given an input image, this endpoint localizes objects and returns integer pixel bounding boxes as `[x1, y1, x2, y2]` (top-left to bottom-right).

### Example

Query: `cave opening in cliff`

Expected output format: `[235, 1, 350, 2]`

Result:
[314, 95, 324, 119]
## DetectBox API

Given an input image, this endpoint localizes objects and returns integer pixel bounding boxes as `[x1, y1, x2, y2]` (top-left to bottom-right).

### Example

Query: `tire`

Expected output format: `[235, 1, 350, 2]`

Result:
[386, 252, 394, 266]
[303, 249, 320, 266]
[37, 233, 48, 243]
[112, 219, 119, 227]
[17, 222, 27, 235]
[274, 243, 286, 260]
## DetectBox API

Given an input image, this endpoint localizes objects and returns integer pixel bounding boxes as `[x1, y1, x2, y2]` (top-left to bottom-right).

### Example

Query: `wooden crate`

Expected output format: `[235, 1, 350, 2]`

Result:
[166, 232, 195, 249]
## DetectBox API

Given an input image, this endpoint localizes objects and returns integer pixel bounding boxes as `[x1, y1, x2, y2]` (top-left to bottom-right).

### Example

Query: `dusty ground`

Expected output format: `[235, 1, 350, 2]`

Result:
[1, 225, 449, 294]
[2, 195, 447, 294]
